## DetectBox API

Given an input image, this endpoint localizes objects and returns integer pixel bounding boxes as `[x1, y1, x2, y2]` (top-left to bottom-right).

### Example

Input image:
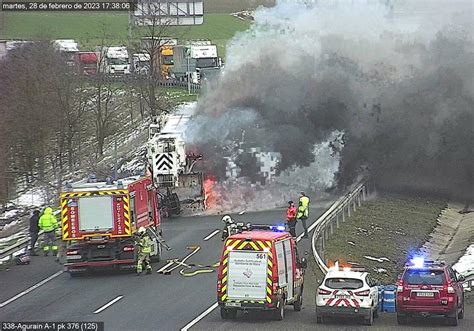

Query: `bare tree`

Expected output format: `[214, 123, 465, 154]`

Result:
[131, 4, 178, 119]
[91, 27, 123, 157]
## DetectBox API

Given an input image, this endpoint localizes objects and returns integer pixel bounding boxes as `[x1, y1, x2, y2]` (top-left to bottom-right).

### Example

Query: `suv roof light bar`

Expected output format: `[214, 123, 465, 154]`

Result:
[405, 259, 446, 267]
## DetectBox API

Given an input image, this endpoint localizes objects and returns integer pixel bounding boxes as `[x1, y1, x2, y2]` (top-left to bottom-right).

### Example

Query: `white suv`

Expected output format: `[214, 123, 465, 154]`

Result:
[316, 268, 379, 325]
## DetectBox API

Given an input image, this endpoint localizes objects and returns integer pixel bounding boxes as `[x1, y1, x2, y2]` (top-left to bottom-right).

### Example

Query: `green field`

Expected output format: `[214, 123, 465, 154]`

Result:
[0, 13, 251, 57]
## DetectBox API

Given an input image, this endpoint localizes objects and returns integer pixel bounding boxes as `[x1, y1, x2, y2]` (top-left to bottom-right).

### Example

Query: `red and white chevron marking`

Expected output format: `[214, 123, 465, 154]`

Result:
[325, 290, 360, 308]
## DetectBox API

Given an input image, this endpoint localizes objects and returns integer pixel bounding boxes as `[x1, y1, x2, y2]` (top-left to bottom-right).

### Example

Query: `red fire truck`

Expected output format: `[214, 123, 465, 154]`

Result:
[60, 177, 163, 276]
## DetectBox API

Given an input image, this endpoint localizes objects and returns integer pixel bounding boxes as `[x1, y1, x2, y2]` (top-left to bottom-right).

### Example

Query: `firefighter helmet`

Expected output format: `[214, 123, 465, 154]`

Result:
[138, 227, 146, 236]
[221, 215, 232, 224]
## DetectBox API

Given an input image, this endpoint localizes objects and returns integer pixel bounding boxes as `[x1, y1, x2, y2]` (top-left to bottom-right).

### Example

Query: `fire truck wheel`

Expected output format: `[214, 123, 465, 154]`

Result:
[274, 299, 285, 321]
[459, 300, 465, 319]
[293, 293, 303, 311]
[220, 307, 237, 319]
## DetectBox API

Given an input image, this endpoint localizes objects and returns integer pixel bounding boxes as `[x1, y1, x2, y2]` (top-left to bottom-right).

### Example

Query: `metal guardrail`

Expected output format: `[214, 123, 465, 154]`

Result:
[0, 211, 60, 262]
[311, 179, 369, 274]
[0, 231, 44, 262]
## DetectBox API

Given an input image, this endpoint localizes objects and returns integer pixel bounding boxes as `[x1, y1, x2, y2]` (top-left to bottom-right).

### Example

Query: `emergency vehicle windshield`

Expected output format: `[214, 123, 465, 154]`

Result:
[325, 278, 363, 290]
[404, 269, 446, 285]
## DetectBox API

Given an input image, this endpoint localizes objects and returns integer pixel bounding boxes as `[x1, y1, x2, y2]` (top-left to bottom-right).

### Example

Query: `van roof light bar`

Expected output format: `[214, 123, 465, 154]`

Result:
[235, 223, 287, 233]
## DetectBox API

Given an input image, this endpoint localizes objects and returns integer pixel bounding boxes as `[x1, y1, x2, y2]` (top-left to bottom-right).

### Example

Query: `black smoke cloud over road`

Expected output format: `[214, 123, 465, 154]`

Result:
[190, 0, 473, 200]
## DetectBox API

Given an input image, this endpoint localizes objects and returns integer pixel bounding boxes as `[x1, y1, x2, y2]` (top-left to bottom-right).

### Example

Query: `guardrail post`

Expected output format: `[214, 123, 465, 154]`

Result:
[336, 213, 340, 228]
[342, 208, 346, 222]
[347, 204, 351, 217]
[358, 192, 362, 207]
[362, 186, 367, 201]
[329, 218, 334, 235]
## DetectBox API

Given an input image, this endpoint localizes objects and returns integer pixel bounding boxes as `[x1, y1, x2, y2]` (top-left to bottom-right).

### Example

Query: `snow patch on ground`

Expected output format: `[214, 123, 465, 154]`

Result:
[15, 188, 47, 207]
[2, 220, 21, 231]
[453, 244, 474, 276]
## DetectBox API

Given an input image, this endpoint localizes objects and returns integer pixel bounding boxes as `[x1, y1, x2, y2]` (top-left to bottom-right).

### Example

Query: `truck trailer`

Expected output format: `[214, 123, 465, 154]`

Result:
[60, 176, 163, 275]
[74, 51, 99, 76]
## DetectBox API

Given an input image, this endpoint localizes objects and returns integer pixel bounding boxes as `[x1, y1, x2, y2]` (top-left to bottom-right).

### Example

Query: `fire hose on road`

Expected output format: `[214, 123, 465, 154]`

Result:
[158, 245, 220, 277]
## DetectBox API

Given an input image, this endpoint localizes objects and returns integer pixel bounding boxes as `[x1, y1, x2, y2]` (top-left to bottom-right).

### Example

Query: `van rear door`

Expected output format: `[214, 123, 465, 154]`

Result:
[227, 250, 268, 300]
[275, 239, 294, 299]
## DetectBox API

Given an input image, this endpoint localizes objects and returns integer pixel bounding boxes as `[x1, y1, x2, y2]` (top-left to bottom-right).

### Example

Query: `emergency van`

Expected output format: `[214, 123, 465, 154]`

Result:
[217, 224, 307, 320]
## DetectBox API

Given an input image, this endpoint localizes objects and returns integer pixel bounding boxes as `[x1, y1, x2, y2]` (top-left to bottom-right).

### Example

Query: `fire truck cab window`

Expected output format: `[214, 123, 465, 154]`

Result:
[164, 140, 175, 152]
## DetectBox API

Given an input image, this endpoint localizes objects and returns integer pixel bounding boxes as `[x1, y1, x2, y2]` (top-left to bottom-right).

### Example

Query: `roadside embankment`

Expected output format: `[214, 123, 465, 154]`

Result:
[319, 193, 447, 283]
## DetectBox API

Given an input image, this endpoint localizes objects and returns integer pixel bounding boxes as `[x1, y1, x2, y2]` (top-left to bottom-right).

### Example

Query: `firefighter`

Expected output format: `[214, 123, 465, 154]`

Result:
[297, 192, 310, 238]
[38, 207, 58, 256]
[286, 201, 297, 237]
[136, 227, 152, 275]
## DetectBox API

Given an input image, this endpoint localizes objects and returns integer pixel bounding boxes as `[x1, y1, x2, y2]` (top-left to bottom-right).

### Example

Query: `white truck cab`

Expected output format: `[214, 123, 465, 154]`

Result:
[98, 46, 130, 75]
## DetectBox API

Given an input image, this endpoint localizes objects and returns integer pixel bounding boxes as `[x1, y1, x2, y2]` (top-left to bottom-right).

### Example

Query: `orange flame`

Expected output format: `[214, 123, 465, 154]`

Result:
[327, 259, 353, 269]
[203, 176, 217, 209]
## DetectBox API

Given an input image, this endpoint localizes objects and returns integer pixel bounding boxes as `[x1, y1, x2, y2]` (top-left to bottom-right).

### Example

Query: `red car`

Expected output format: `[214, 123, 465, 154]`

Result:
[396, 258, 465, 326]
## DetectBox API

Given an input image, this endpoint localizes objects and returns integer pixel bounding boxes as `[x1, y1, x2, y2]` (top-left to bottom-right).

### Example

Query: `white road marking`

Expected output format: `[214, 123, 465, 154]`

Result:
[93, 295, 123, 314]
[238, 211, 246, 215]
[158, 246, 201, 274]
[181, 302, 219, 331]
[0, 270, 63, 308]
[157, 261, 174, 273]
[165, 247, 201, 273]
[203, 229, 220, 241]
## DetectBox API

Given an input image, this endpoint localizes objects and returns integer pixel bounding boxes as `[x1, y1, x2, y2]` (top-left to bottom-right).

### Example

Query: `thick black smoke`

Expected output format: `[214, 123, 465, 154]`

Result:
[189, 0, 473, 201]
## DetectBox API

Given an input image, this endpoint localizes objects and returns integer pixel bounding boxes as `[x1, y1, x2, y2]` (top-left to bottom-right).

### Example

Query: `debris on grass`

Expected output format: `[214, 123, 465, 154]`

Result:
[324, 193, 446, 283]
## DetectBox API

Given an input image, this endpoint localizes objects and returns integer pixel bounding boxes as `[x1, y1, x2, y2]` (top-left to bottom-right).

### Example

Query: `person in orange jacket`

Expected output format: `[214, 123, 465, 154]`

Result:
[286, 201, 297, 237]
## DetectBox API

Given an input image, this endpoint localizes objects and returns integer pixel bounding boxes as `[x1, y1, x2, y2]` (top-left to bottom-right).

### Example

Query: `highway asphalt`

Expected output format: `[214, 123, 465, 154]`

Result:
[2, 201, 472, 331]
[0, 206, 327, 330]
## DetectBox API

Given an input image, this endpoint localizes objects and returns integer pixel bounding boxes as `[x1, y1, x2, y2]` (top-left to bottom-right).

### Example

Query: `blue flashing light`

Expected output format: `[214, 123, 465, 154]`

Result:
[410, 256, 425, 268]
[268, 225, 286, 232]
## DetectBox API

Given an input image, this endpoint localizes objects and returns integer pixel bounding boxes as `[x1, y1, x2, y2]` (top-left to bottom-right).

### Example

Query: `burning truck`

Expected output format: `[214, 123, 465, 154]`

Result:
[146, 104, 282, 216]
[147, 111, 205, 216]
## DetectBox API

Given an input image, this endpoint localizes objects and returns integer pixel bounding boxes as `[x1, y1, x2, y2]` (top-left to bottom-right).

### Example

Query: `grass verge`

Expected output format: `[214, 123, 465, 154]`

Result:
[323, 192, 447, 284]
[0, 13, 250, 58]
[164, 88, 199, 103]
